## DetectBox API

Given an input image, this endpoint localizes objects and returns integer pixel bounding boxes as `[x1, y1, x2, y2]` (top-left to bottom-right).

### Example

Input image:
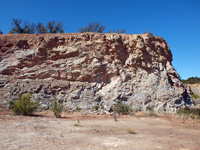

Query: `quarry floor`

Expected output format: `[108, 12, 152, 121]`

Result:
[0, 109, 200, 150]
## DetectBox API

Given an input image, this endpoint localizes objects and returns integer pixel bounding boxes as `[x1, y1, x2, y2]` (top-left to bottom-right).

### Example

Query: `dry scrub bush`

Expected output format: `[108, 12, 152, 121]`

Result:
[177, 107, 200, 119]
[127, 128, 136, 134]
[9, 93, 39, 116]
[51, 100, 64, 118]
[114, 100, 133, 115]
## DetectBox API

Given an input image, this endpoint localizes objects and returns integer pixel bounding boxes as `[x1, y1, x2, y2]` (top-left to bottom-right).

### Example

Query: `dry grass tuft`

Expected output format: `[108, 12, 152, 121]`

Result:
[127, 128, 136, 134]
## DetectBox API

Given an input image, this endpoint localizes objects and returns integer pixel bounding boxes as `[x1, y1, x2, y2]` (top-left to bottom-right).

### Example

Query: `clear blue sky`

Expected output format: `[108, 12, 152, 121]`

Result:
[0, 0, 200, 79]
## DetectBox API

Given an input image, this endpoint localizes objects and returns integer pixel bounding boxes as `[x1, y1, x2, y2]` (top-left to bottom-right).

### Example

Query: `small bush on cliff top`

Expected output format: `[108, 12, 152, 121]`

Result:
[9, 30, 14, 34]
[46, 21, 64, 33]
[11, 18, 36, 34]
[51, 100, 64, 118]
[78, 22, 106, 33]
[9, 93, 39, 116]
[36, 22, 47, 34]
[108, 29, 125, 33]
[10, 18, 64, 34]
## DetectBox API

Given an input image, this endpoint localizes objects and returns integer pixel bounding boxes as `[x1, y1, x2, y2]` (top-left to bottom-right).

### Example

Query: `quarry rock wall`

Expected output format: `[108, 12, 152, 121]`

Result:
[0, 33, 191, 113]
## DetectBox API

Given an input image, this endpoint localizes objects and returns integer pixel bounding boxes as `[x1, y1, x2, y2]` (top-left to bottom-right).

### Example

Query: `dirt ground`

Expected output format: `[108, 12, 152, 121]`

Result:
[0, 108, 200, 150]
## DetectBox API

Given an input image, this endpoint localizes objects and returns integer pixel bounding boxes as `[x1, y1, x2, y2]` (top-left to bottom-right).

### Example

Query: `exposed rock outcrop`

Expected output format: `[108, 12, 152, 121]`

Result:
[0, 33, 191, 113]
[184, 83, 200, 97]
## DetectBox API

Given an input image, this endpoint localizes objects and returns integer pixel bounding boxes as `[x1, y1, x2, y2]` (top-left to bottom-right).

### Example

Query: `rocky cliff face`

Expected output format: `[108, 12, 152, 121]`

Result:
[184, 83, 200, 97]
[0, 33, 191, 113]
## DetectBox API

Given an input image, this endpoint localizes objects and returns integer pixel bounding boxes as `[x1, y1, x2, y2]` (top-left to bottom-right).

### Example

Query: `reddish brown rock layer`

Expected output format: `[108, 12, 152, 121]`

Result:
[0, 33, 191, 112]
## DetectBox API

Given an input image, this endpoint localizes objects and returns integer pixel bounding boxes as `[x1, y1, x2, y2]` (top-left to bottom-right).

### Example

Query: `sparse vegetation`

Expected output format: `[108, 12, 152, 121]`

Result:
[10, 18, 64, 34]
[78, 22, 127, 34]
[127, 128, 136, 134]
[36, 22, 47, 34]
[181, 76, 200, 84]
[146, 106, 157, 117]
[9, 30, 14, 34]
[78, 22, 106, 33]
[46, 21, 64, 33]
[7, 19, 130, 34]
[51, 100, 64, 118]
[114, 100, 133, 115]
[92, 105, 100, 111]
[148, 110, 158, 117]
[113, 112, 117, 121]
[191, 94, 200, 99]
[11, 19, 36, 34]
[108, 29, 125, 33]
[146, 106, 153, 111]
[177, 107, 200, 119]
[8, 93, 39, 116]
[0, 29, 3, 34]
[74, 120, 81, 127]
[75, 107, 81, 112]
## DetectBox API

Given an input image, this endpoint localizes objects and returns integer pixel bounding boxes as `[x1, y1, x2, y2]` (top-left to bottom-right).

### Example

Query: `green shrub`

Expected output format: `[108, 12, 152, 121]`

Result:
[191, 94, 200, 99]
[92, 105, 99, 111]
[114, 100, 133, 115]
[146, 106, 153, 111]
[74, 120, 81, 127]
[9, 93, 39, 116]
[9, 30, 14, 34]
[177, 107, 200, 119]
[75, 107, 81, 112]
[51, 100, 64, 118]
[181, 76, 200, 84]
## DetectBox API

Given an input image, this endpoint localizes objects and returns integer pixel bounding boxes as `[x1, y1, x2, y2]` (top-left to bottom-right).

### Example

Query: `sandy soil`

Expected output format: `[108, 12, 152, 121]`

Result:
[0, 109, 200, 150]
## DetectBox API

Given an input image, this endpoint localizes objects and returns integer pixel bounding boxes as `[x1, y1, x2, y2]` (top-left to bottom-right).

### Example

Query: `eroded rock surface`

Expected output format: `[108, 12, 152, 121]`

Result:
[184, 83, 200, 96]
[0, 33, 191, 112]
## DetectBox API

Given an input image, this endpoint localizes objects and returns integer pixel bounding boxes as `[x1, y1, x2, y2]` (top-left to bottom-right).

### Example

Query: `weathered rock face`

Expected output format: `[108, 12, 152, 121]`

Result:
[184, 83, 200, 97]
[0, 33, 191, 113]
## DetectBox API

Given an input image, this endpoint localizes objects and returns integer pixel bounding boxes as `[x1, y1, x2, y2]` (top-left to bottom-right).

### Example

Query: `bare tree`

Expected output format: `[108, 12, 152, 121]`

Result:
[36, 22, 47, 34]
[23, 21, 36, 34]
[46, 21, 64, 33]
[11, 19, 24, 33]
[78, 22, 106, 33]
[11, 18, 36, 34]
[11, 19, 64, 34]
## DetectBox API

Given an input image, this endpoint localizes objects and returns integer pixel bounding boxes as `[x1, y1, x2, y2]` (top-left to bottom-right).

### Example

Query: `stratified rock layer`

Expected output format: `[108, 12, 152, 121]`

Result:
[0, 33, 191, 112]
